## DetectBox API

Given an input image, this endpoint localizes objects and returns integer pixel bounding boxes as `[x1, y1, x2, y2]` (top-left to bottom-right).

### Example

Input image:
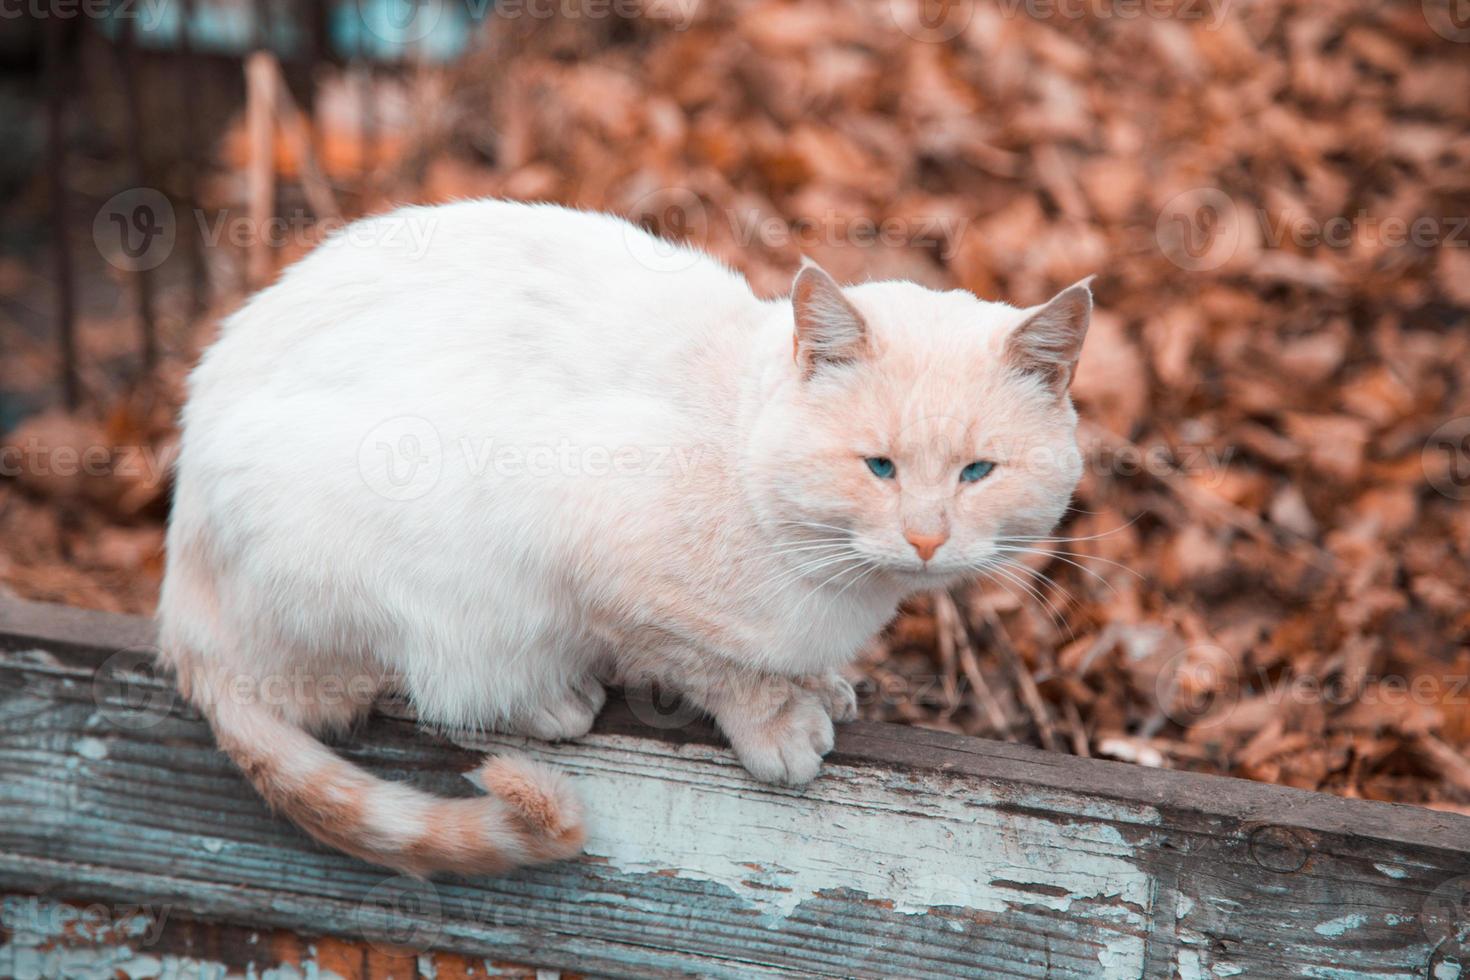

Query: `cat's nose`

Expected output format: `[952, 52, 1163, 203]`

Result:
[904, 531, 948, 562]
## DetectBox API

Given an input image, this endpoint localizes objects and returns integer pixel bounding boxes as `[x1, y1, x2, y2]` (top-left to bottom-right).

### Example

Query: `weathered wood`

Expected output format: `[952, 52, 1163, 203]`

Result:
[3, 596, 1470, 978]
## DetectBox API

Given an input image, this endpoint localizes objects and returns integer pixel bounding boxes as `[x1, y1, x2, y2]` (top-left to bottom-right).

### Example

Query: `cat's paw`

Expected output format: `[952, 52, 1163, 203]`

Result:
[721, 684, 834, 787]
[802, 671, 859, 723]
[516, 676, 606, 741]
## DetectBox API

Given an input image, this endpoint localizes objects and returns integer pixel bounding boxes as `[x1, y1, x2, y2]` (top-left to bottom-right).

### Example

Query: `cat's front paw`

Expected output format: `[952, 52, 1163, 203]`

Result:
[719, 683, 834, 787]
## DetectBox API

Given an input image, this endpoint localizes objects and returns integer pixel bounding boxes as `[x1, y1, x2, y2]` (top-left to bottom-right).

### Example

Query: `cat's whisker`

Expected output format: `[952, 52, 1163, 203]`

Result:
[995, 514, 1143, 545]
[979, 559, 1074, 640]
[792, 557, 871, 614]
[1001, 547, 1144, 581]
[995, 555, 1080, 611]
[831, 561, 879, 602]
[770, 519, 855, 534]
[742, 550, 860, 604]
[745, 538, 852, 556]
[991, 546, 1123, 593]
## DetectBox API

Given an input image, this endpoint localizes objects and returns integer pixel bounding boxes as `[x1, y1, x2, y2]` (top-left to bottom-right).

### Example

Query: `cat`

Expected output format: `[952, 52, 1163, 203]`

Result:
[157, 198, 1091, 877]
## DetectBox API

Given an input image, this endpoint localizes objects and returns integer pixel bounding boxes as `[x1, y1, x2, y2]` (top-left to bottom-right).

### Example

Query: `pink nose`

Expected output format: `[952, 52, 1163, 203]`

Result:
[904, 531, 948, 562]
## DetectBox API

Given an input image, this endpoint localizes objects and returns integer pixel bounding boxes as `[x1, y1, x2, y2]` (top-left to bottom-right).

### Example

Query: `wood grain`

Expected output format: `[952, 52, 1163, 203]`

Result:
[3, 597, 1470, 978]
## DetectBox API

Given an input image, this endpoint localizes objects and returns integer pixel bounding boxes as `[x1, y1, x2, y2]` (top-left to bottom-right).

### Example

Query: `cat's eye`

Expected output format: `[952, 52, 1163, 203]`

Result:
[959, 460, 996, 483]
[865, 456, 896, 479]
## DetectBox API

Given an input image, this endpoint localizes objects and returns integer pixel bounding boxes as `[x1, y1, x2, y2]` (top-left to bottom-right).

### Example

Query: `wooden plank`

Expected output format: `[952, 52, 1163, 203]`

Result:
[3, 597, 1470, 977]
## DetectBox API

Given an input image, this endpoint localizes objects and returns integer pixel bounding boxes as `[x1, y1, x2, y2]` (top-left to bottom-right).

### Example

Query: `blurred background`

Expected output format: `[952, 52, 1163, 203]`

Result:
[1, 0, 1468, 806]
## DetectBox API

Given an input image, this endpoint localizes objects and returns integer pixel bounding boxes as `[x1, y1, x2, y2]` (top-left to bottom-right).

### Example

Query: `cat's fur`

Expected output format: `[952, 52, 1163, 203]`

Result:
[158, 199, 1091, 876]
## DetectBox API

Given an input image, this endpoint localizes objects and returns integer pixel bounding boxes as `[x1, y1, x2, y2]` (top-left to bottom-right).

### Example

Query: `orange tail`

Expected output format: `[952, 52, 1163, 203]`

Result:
[205, 691, 585, 877]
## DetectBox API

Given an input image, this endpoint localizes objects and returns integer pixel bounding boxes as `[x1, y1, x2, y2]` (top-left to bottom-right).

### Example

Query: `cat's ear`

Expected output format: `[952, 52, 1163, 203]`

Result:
[1003, 277, 1093, 394]
[791, 261, 868, 377]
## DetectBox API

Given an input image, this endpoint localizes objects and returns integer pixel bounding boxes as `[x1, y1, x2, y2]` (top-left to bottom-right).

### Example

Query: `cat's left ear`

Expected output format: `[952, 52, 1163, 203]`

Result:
[792, 261, 868, 378]
[1003, 277, 1093, 394]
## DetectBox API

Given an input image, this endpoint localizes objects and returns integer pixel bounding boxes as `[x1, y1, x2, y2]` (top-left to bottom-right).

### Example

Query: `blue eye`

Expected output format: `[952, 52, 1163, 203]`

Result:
[960, 460, 995, 483]
[865, 456, 896, 479]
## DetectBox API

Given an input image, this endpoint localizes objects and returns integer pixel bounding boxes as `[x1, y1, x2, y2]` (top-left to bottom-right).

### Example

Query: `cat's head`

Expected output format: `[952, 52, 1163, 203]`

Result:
[746, 263, 1091, 588]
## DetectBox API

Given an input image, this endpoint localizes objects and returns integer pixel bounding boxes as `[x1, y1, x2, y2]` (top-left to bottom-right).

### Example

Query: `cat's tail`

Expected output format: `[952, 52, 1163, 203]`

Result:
[202, 684, 586, 878]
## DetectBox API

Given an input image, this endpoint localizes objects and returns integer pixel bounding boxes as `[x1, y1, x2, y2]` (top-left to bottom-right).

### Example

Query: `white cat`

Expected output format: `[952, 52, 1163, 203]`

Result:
[158, 199, 1090, 876]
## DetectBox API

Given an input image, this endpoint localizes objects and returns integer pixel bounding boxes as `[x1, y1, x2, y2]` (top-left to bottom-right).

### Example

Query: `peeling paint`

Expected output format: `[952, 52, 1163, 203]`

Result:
[461, 732, 1157, 974]
[74, 737, 109, 761]
[1375, 863, 1410, 879]
[1314, 913, 1369, 937]
[0, 896, 336, 980]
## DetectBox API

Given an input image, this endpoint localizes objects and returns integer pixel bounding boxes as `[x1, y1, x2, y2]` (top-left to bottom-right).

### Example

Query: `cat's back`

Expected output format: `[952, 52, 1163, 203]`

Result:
[189, 199, 756, 406]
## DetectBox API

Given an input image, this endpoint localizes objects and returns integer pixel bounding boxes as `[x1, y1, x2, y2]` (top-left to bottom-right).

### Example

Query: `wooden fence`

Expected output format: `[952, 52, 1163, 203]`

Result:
[3, 595, 1470, 977]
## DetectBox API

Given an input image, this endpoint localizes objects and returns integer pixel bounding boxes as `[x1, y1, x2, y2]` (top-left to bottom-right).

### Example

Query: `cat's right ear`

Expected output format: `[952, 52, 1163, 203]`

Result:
[792, 262, 868, 378]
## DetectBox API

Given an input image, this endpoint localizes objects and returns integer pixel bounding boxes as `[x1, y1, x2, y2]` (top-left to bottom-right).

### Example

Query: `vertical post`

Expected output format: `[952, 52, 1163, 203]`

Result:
[307, 0, 330, 161]
[44, 15, 78, 409]
[118, 6, 158, 372]
[178, 0, 208, 319]
[245, 52, 277, 288]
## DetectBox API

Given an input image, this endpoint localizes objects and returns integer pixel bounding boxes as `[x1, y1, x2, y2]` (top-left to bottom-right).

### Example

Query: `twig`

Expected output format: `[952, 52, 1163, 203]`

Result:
[1061, 698, 1090, 757]
[931, 591, 962, 718]
[1414, 735, 1470, 797]
[117, 11, 158, 372]
[980, 607, 1059, 753]
[43, 15, 77, 408]
[940, 590, 1009, 736]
